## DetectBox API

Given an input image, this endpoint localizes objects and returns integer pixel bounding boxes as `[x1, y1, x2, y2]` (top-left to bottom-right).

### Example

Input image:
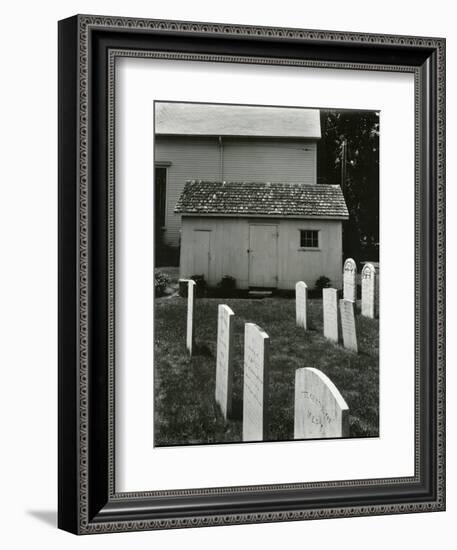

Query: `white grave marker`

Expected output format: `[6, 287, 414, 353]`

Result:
[243, 323, 269, 442]
[295, 281, 308, 330]
[339, 299, 358, 352]
[343, 258, 357, 302]
[323, 288, 339, 342]
[294, 367, 349, 439]
[215, 304, 235, 419]
[186, 280, 196, 356]
[361, 263, 376, 318]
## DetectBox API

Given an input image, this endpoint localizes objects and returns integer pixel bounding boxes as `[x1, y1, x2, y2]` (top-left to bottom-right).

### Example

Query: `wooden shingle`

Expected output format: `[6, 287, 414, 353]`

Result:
[175, 180, 349, 219]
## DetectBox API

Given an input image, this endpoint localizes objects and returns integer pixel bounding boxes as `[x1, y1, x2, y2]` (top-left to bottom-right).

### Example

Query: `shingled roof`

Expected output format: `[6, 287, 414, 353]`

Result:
[155, 102, 321, 139]
[175, 181, 349, 219]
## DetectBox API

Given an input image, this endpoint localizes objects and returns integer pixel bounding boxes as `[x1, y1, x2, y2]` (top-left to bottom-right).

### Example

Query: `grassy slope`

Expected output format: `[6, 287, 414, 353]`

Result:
[154, 297, 379, 446]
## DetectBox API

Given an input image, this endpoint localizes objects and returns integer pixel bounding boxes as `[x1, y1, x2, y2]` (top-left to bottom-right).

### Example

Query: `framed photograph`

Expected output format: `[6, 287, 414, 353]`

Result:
[58, 14, 445, 534]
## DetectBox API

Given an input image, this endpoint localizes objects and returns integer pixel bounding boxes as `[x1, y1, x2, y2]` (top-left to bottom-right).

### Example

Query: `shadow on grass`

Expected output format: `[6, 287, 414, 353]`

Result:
[192, 342, 214, 357]
[229, 397, 243, 421]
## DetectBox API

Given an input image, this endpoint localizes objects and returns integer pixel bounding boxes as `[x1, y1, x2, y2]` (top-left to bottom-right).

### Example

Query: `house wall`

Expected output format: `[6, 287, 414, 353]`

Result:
[155, 136, 317, 247]
[155, 137, 221, 247]
[179, 216, 343, 290]
[221, 139, 316, 184]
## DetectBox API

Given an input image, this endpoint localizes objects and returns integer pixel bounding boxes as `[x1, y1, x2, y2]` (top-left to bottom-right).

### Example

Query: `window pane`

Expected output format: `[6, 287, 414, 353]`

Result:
[300, 230, 318, 248]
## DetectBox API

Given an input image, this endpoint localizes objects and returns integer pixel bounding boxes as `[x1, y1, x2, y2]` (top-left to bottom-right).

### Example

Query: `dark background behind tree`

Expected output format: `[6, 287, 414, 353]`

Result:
[317, 109, 380, 264]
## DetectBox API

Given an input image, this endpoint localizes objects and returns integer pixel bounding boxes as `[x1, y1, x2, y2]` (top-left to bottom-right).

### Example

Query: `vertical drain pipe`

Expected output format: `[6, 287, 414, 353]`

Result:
[219, 135, 224, 181]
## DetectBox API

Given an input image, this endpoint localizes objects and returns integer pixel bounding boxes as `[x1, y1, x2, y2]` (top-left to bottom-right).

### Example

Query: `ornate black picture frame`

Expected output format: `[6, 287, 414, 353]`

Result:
[58, 14, 445, 534]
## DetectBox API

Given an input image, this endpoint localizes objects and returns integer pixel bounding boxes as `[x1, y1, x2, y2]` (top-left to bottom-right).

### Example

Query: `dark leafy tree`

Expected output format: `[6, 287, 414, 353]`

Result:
[317, 110, 380, 264]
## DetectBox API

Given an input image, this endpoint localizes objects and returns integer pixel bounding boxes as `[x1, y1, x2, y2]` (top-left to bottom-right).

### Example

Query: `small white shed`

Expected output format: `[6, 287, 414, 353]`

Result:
[175, 180, 349, 290]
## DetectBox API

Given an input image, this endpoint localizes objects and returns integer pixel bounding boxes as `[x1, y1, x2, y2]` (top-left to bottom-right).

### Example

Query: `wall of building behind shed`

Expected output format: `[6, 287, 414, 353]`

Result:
[179, 216, 343, 290]
[155, 136, 317, 247]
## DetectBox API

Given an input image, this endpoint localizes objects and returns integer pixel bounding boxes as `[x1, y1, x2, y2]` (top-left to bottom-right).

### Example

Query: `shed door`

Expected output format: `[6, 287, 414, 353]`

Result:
[192, 230, 211, 280]
[248, 225, 278, 287]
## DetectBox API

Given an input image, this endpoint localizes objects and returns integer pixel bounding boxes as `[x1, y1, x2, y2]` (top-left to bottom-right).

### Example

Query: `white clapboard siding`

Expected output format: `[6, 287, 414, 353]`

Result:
[179, 217, 343, 290]
[155, 136, 317, 247]
[155, 136, 220, 247]
[222, 138, 316, 185]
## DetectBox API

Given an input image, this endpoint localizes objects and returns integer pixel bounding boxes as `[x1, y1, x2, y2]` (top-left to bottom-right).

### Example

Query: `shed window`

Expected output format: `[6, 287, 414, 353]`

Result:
[155, 166, 167, 229]
[300, 230, 319, 248]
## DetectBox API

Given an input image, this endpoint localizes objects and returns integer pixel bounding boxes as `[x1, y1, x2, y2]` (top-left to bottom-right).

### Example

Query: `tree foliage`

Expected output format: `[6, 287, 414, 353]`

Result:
[317, 110, 380, 263]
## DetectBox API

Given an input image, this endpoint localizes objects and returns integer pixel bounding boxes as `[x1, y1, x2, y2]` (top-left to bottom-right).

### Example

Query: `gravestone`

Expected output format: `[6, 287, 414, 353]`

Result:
[186, 279, 196, 356]
[295, 281, 308, 330]
[243, 323, 269, 442]
[343, 258, 357, 302]
[294, 367, 349, 439]
[339, 299, 358, 353]
[323, 288, 339, 343]
[361, 263, 376, 318]
[215, 304, 235, 420]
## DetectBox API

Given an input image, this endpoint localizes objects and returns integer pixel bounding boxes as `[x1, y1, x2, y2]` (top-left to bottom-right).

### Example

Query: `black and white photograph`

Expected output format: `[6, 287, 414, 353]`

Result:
[153, 101, 380, 446]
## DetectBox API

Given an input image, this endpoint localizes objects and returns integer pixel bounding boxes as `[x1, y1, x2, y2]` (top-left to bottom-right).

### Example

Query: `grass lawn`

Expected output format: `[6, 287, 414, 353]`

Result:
[154, 296, 379, 446]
